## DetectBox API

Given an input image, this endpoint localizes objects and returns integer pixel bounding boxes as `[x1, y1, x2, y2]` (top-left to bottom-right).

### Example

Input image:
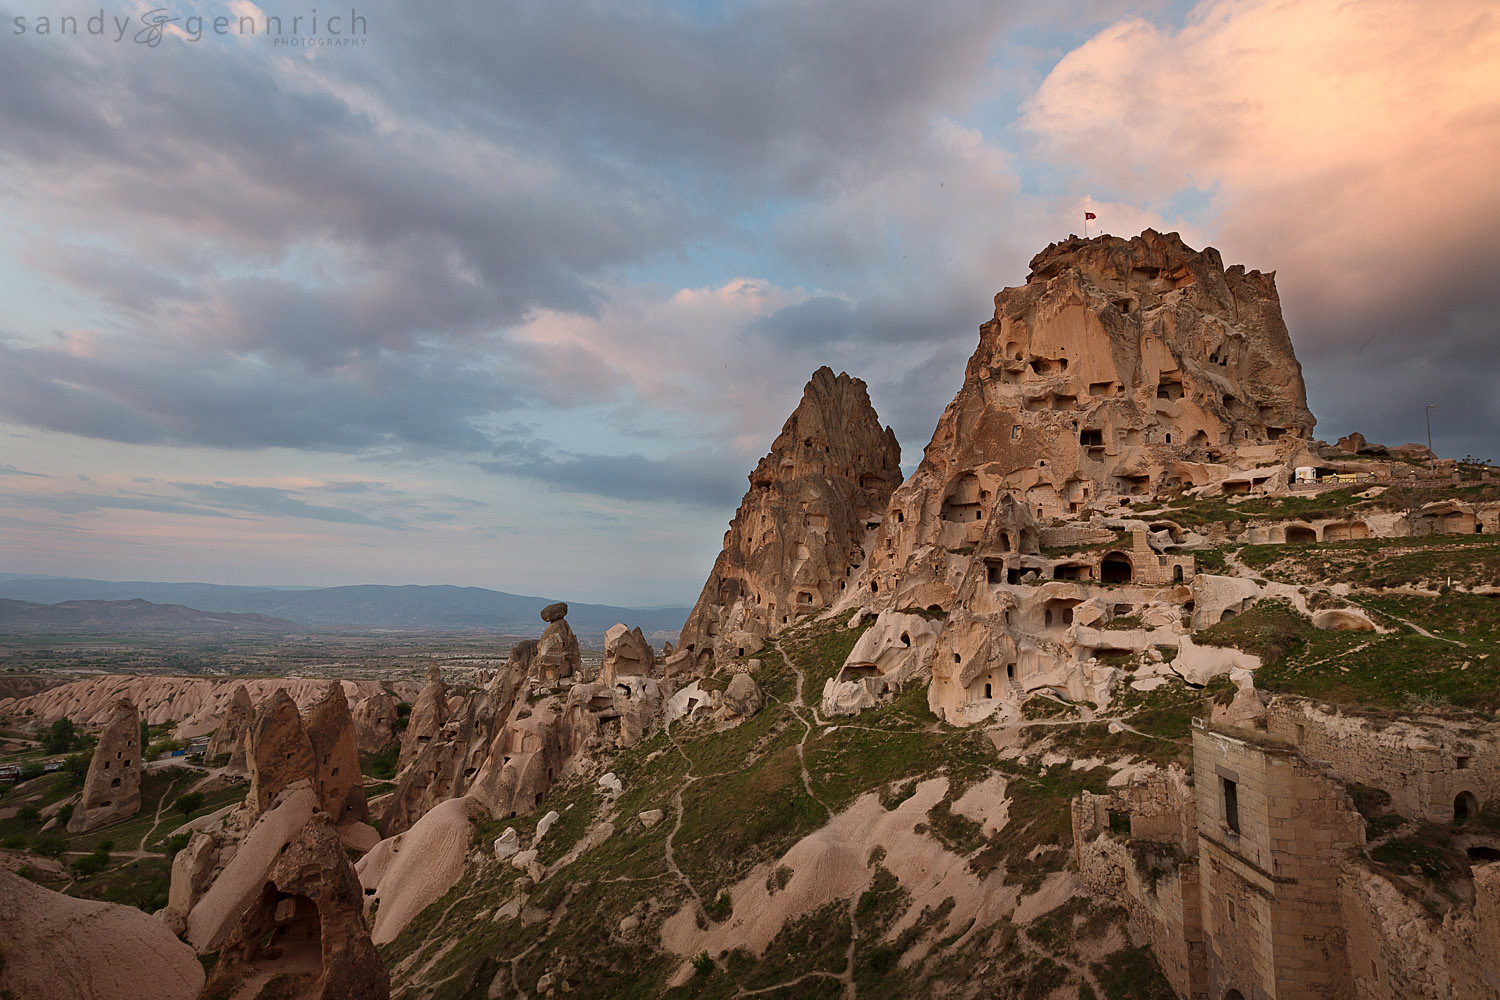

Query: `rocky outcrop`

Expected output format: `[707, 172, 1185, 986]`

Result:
[203, 812, 388, 1000]
[205, 683, 252, 772]
[397, 666, 449, 771]
[351, 691, 399, 753]
[601, 623, 653, 685]
[722, 673, 764, 718]
[305, 684, 368, 827]
[0, 868, 204, 1000]
[535, 607, 582, 683]
[378, 659, 527, 838]
[247, 689, 318, 817]
[822, 610, 943, 716]
[358, 797, 474, 947]
[183, 783, 322, 951]
[1329, 431, 1435, 462]
[67, 698, 141, 833]
[856, 230, 1315, 616]
[678, 366, 902, 673]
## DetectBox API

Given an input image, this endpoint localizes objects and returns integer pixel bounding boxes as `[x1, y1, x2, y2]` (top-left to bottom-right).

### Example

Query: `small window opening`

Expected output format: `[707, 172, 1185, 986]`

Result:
[1222, 778, 1240, 834]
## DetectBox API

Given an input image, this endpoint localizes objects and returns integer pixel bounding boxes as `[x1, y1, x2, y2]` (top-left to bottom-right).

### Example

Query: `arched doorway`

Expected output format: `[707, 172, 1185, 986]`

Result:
[1100, 553, 1132, 584]
[1456, 791, 1479, 823]
[1225, 991, 1246, 1000]
[1286, 525, 1317, 544]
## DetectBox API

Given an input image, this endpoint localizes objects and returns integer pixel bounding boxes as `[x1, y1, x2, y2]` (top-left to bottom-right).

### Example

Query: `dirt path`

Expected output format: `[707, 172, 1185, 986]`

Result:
[662, 773, 707, 923]
[137, 774, 183, 852]
[772, 639, 834, 824]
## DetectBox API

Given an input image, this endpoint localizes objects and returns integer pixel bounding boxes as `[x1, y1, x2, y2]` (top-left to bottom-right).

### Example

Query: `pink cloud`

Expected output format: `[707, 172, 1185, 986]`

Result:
[1023, 0, 1500, 342]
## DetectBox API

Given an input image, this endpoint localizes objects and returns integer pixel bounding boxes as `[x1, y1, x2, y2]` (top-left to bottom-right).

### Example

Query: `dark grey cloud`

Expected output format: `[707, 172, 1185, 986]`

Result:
[478, 440, 746, 509]
[0, 464, 44, 477]
[381, 0, 1019, 195]
[0, 333, 515, 452]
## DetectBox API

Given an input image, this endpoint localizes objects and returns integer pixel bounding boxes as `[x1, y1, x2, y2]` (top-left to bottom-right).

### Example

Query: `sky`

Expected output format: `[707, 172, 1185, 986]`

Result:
[0, 0, 1496, 606]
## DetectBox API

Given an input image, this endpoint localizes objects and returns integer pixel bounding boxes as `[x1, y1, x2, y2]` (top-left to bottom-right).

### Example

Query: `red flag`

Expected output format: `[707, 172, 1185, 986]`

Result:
[1084, 212, 1097, 220]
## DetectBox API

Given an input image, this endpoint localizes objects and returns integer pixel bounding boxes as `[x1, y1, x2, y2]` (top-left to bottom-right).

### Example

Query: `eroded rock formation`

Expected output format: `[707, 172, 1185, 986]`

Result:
[305, 684, 368, 827]
[856, 229, 1315, 616]
[535, 605, 582, 683]
[203, 812, 388, 1000]
[397, 666, 449, 771]
[205, 683, 252, 773]
[67, 698, 141, 833]
[678, 366, 902, 673]
[0, 868, 203, 1000]
[351, 691, 399, 753]
[601, 623, 653, 685]
[247, 689, 318, 817]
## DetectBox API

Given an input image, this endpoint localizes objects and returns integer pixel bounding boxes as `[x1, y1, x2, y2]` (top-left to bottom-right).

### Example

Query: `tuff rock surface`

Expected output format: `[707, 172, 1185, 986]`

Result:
[67, 698, 141, 833]
[677, 366, 901, 673]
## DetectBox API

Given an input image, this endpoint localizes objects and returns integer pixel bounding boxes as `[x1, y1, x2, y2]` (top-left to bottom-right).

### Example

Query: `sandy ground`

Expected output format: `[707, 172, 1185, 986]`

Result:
[358, 795, 473, 945]
[0, 868, 203, 1000]
[952, 772, 1009, 836]
[1011, 871, 1079, 925]
[661, 776, 1019, 964]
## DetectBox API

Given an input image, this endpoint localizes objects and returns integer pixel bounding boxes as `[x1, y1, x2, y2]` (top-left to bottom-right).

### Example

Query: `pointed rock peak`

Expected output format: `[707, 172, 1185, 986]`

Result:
[677, 367, 902, 673]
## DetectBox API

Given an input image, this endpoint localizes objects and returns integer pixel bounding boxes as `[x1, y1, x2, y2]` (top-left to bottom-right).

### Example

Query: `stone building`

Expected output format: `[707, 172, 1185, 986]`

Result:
[1192, 720, 1365, 999]
[1073, 704, 1500, 999]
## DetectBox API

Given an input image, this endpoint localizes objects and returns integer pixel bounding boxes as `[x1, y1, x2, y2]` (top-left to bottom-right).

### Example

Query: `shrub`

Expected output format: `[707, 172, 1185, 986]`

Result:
[34, 832, 68, 858]
[691, 951, 714, 976]
[175, 791, 206, 817]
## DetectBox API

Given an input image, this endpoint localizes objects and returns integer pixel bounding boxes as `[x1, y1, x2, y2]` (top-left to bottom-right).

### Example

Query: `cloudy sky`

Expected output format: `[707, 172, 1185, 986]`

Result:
[1, 0, 1496, 606]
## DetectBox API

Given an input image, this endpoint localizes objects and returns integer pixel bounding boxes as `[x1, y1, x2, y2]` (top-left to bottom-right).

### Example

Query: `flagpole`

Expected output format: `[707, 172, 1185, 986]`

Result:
[1084, 212, 1089, 239]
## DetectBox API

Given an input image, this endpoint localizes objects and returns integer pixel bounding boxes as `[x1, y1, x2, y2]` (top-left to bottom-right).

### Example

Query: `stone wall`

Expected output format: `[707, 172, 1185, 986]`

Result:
[1339, 860, 1500, 1000]
[1192, 721, 1365, 1000]
[1265, 698, 1500, 824]
[1075, 825, 1207, 1000]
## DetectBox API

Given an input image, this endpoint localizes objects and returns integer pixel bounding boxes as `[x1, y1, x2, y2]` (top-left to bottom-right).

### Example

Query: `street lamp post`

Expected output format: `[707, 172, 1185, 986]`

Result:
[1426, 404, 1436, 472]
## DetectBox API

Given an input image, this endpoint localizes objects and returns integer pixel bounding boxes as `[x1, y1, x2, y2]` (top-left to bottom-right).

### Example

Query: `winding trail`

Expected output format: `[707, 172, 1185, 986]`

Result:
[772, 638, 834, 823]
[137, 775, 182, 852]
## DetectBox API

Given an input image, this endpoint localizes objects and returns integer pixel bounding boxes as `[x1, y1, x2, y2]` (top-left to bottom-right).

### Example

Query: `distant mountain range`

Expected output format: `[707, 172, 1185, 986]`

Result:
[0, 576, 689, 640]
[0, 598, 299, 633]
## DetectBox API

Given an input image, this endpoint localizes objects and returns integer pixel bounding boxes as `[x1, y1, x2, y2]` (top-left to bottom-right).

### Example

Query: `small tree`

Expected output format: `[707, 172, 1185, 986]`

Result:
[175, 791, 206, 817]
[16, 804, 41, 827]
[42, 718, 77, 754]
